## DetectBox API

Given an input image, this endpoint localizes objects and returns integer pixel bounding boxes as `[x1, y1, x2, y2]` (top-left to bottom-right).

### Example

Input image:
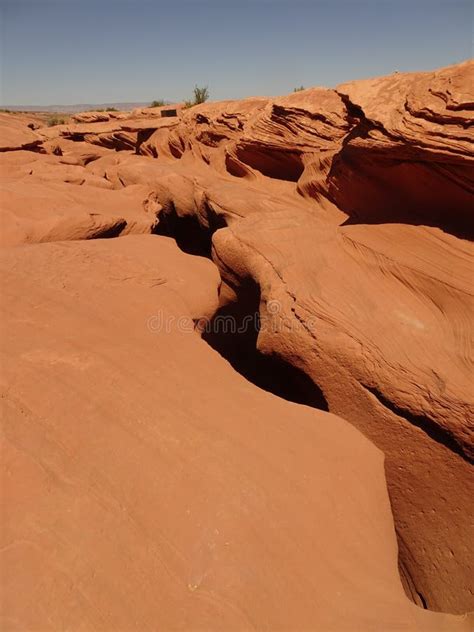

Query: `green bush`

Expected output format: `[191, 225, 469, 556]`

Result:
[192, 85, 209, 104]
[47, 116, 66, 127]
[150, 99, 166, 108]
[293, 85, 305, 92]
[182, 85, 210, 109]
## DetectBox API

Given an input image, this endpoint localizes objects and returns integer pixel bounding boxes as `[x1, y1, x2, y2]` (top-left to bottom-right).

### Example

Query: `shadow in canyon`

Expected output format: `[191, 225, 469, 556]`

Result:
[153, 206, 461, 614]
[201, 277, 329, 411]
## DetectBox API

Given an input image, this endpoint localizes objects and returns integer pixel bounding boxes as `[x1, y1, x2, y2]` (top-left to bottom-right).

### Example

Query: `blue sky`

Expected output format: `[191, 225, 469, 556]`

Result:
[1, 0, 472, 105]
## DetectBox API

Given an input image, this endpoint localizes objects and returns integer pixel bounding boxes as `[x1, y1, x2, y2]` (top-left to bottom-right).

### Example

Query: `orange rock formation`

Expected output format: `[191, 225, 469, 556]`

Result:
[1, 61, 473, 629]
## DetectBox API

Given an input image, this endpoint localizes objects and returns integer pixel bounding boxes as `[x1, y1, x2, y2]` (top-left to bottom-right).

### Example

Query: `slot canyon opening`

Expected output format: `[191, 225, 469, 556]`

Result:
[201, 277, 329, 411]
[154, 206, 228, 258]
[152, 210, 448, 613]
[154, 211, 214, 257]
[235, 145, 305, 182]
[155, 208, 328, 410]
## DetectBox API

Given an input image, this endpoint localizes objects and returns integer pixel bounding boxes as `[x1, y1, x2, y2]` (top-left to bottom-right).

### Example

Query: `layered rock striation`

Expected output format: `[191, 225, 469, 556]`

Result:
[0, 61, 473, 626]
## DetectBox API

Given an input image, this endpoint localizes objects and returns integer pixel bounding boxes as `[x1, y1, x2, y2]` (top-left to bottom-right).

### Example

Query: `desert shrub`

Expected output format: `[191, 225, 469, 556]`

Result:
[105, 107, 118, 112]
[47, 116, 66, 127]
[293, 85, 305, 92]
[192, 85, 209, 104]
[182, 86, 209, 109]
[150, 99, 166, 108]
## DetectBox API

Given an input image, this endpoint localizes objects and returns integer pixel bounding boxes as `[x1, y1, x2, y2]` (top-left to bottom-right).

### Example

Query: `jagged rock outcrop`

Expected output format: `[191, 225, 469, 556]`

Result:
[133, 61, 473, 239]
[330, 60, 474, 237]
[0, 60, 472, 623]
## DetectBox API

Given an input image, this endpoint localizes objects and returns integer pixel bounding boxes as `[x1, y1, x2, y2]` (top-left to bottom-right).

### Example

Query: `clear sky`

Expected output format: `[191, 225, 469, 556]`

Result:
[0, 0, 472, 106]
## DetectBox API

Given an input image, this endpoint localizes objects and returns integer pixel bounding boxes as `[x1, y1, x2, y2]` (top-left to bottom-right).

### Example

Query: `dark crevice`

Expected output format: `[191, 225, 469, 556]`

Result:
[337, 91, 400, 143]
[338, 93, 365, 121]
[417, 592, 428, 610]
[67, 133, 86, 142]
[364, 385, 472, 464]
[0, 142, 46, 153]
[152, 209, 467, 612]
[336, 92, 372, 143]
[154, 212, 213, 257]
[153, 203, 228, 258]
[235, 144, 305, 182]
[154, 209, 329, 410]
[202, 277, 329, 410]
[136, 128, 156, 154]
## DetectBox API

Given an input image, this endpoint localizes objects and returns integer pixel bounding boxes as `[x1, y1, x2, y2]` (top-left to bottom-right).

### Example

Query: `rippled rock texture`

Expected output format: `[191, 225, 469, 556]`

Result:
[1, 61, 473, 628]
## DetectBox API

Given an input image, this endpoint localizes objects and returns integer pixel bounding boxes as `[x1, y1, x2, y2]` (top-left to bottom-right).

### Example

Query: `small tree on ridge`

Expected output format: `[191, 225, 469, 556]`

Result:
[193, 85, 209, 104]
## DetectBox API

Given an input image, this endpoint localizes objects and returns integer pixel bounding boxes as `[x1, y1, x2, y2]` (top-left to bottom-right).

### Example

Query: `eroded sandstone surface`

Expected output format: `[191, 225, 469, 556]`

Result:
[1, 60, 473, 628]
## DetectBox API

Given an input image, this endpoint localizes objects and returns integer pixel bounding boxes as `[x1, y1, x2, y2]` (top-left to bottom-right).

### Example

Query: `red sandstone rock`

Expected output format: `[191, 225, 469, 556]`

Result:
[330, 61, 474, 237]
[0, 61, 473, 625]
[1, 236, 469, 631]
[0, 151, 160, 246]
[131, 103, 184, 118]
[0, 112, 44, 151]
[37, 116, 180, 153]
[95, 61, 473, 613]
[71, 110, 128, 123]
[71, 111, 114, 123]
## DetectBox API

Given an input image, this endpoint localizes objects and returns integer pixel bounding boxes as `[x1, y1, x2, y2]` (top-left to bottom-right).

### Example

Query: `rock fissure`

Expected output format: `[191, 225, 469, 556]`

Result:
[1, 60, 473, 624]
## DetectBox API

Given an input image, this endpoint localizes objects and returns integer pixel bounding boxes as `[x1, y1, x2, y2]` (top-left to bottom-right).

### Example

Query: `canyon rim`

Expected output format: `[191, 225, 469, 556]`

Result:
[0, 15, 473, 630]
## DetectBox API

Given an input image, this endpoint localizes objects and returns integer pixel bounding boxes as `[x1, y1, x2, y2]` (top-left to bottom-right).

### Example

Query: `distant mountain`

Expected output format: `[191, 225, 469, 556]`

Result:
[1, 102, 151, 113]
